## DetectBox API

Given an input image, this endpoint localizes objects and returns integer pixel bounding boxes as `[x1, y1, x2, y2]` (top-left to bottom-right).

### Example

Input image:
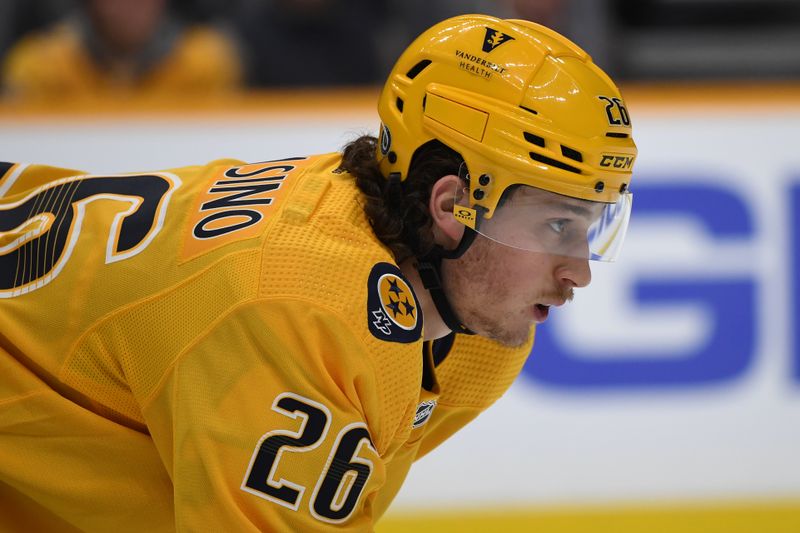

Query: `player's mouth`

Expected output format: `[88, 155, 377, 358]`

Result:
[533, 298, 567, 323]
[533, 304, 550, 323]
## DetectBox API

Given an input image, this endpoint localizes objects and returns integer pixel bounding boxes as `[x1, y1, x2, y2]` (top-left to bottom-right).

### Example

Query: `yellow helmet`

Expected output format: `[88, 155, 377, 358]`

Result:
[377, 14, 637, 261]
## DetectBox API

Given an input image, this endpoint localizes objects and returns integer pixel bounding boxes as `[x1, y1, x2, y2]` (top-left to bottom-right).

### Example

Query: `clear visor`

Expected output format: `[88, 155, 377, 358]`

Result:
[453, 183, 633, 262]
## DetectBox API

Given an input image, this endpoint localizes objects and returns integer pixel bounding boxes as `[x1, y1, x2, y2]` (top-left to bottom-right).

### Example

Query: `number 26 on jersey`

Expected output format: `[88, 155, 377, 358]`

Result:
[241, 392, 376, 524]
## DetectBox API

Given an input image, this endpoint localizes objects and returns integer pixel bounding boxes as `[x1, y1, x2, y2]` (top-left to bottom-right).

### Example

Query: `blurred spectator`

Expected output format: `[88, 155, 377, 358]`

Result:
[0, 0, 72, 61]
[1, 0, 243, 100]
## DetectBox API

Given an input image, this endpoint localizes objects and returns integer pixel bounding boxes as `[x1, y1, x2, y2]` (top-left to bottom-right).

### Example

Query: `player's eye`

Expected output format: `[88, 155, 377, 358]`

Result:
[548, 219, 568, 234]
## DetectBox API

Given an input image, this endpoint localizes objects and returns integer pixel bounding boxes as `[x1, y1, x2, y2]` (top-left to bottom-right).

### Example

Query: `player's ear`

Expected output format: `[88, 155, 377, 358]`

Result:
[429, 174, 465, 249]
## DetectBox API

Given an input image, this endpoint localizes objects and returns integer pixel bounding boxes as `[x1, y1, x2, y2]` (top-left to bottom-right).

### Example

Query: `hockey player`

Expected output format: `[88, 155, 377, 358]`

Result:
[0, 14, 636, 531]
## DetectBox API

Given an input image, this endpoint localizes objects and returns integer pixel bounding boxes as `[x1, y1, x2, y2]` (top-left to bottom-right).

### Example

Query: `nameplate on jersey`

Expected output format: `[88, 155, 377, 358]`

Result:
[367, 263, 422, 343]
[181, 157, 309, 262]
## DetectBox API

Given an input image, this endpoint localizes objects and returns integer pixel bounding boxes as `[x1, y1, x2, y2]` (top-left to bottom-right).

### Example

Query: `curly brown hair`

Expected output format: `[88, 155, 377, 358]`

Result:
[339, 135, 464, 263]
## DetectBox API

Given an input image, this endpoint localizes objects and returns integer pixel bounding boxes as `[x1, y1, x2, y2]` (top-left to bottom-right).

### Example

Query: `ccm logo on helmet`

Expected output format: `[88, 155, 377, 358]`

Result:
[600, 154, 635, 170]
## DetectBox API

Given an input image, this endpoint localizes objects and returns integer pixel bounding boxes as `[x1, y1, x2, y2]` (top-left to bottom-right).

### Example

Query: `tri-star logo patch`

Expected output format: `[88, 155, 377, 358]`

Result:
[367, 263, 422, 343]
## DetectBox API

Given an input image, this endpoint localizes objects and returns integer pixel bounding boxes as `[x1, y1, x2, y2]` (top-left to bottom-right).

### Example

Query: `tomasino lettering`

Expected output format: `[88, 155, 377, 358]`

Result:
[192, 163, 294, 239]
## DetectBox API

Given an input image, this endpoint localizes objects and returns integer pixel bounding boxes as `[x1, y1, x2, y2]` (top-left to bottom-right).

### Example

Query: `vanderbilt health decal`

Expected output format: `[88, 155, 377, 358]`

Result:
[367, 262, 422, 343]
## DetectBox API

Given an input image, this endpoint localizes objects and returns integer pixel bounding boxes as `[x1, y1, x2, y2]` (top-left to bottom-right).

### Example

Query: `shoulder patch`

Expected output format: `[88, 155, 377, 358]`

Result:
[367, 262, 422, 343]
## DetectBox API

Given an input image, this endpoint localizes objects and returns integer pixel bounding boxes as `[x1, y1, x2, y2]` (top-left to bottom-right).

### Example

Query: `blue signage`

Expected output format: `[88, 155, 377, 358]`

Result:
[792, 182, 800, 383]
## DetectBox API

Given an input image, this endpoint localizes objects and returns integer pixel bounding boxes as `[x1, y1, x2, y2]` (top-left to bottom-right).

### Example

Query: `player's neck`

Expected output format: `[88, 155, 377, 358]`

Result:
[398, 257, 451, 342]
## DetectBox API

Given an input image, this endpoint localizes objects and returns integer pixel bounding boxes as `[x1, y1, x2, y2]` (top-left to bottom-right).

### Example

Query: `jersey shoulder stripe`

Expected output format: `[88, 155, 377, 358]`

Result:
[0, 162, 13, 179]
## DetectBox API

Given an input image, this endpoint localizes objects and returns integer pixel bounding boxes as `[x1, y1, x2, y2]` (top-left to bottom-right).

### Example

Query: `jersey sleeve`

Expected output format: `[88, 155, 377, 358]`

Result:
[141, 298, 389, 531]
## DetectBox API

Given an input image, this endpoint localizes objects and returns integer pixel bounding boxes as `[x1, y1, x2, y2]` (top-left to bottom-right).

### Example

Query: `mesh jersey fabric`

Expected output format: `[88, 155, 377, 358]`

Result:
[0, 155, 533, 531]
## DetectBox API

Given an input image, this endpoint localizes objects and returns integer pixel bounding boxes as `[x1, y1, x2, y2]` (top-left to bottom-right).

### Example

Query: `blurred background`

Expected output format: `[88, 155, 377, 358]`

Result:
[1, 1, 799, 531]
[2, 0, 800, 96]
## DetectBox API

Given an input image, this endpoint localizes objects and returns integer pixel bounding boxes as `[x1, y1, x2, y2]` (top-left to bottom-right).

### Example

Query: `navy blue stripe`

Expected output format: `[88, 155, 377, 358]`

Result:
[0, 162, 14, 179]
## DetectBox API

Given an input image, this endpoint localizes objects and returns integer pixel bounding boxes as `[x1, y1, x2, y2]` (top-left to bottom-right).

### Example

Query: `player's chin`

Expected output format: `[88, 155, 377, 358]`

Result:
[504, 329, 534, 348]
[482, 322, 533, 348]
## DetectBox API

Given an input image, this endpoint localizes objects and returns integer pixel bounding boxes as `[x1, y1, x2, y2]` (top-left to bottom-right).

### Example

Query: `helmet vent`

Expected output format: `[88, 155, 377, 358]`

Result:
[406, 59, 432, 80]
[523, 132, 545, 147]
[560, 145, 583, 163]
[606, 132, 629, 138]
[396, 97, 404, 112]
[529, 152, 581, 174]
[520, 105, 538, 115]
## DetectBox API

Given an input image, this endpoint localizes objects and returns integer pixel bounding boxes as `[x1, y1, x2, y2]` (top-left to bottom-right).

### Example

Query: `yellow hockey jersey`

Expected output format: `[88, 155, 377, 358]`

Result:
[0, 155, 533, 531]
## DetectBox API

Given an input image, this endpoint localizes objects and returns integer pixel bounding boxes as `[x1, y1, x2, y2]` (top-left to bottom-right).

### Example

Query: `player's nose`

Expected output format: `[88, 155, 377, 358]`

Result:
[557, 256, 592, 289]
